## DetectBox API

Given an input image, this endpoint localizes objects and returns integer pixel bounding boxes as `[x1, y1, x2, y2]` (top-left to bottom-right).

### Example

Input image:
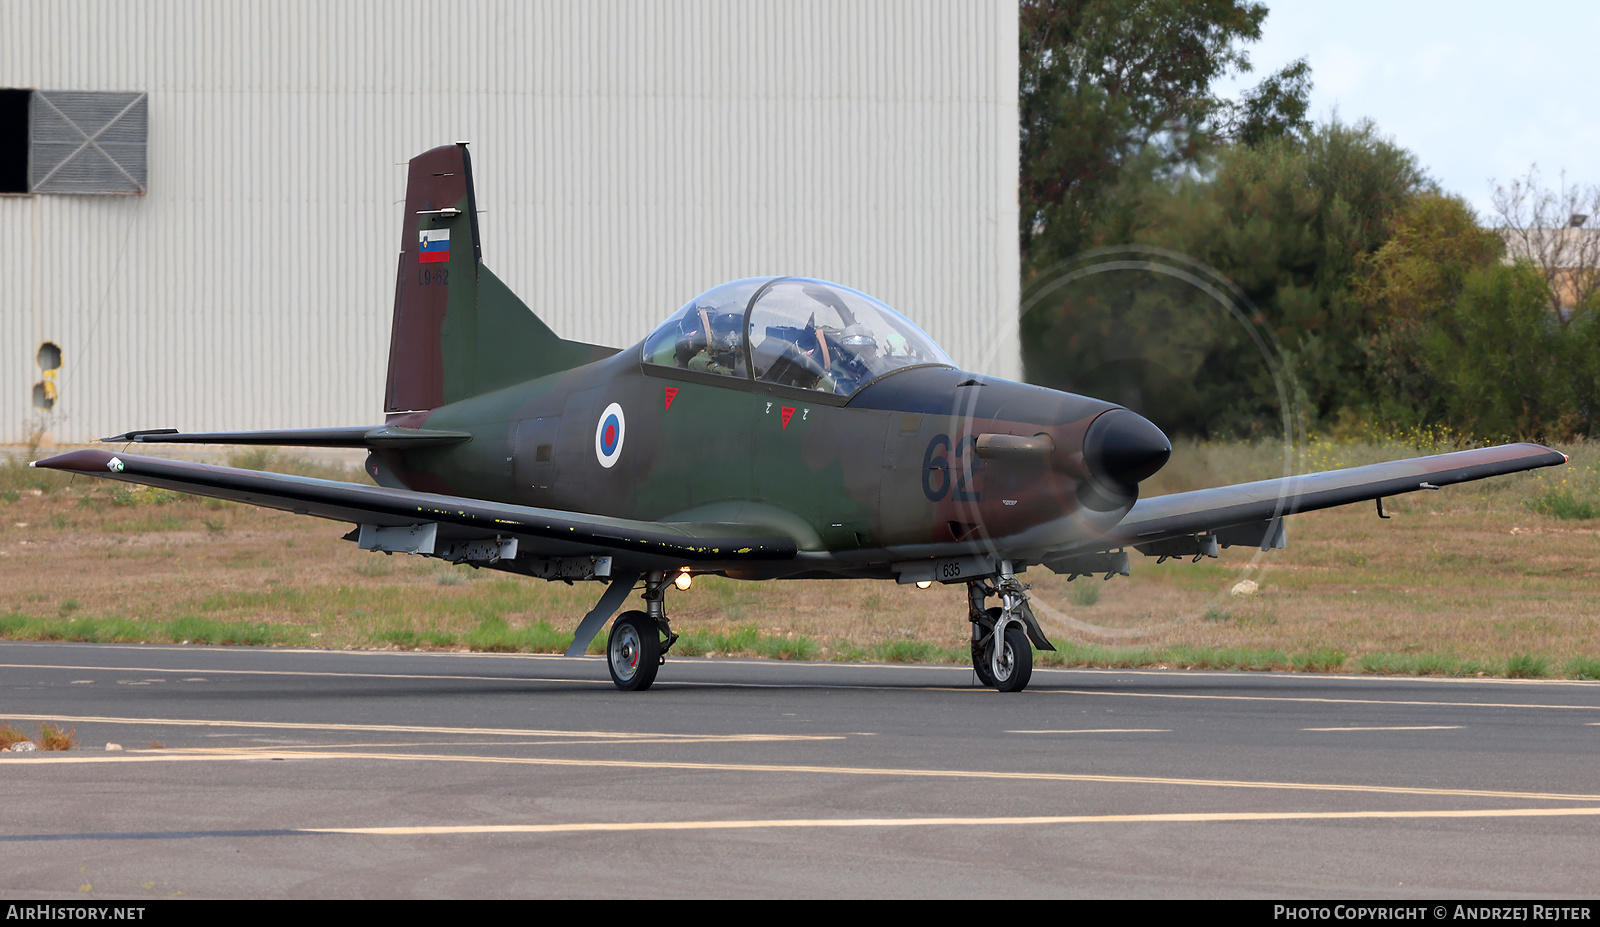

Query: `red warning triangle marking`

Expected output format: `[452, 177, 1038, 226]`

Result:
[781, 406, 795, 429]
[664, 386, 678, 411]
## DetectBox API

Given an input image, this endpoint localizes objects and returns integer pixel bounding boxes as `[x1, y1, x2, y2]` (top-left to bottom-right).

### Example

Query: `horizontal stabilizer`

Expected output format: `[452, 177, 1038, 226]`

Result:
[100, 426, 472, 450]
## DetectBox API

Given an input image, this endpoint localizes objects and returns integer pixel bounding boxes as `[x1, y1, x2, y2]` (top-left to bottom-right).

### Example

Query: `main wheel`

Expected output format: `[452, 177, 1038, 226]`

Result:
[607, 611, 661, 691]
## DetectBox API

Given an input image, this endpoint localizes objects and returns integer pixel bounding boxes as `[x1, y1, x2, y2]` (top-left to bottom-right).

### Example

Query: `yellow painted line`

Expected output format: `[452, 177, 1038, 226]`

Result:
[1052, 689, 1600, 712]
[1007, 729, 1170, 734]
[1304, 726, 1463, 732]
[22, 747, 1599, 804]
[307, 806, 1600, 836]
[0, 714, 839, 743]
[9, 644, 1587, 686]
[0, 753, 302, 765]
[0, 667, 1505, 705]
[161, 734, 846, 752]
[274, 752, 1600, 802]
[0, 663, 601, 685]
[1036, 666, 1600, 689]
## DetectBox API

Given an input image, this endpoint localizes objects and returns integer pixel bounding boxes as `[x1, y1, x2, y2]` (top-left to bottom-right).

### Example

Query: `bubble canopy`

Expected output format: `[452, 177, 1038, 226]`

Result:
[641, 278, 954, 397]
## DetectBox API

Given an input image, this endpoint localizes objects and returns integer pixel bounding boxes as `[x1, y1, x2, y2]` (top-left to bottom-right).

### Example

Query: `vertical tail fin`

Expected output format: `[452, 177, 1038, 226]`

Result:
[384, 143, 615, 418]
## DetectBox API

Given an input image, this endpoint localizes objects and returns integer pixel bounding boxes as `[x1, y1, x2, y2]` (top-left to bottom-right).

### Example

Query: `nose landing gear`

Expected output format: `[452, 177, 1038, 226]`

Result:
[967, 563, 1052, 692]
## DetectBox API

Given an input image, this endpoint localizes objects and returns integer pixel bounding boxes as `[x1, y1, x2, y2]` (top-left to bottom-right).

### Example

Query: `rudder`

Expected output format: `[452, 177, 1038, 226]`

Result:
[385, 143, 613, 418]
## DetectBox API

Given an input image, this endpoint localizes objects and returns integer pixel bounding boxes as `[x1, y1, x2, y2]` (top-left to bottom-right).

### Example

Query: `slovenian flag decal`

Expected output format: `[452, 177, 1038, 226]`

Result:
[419, 229, 450, 264]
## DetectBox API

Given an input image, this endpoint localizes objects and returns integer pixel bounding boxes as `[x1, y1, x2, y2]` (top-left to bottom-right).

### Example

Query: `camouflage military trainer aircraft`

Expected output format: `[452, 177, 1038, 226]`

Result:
[35, 143, 1568, 692]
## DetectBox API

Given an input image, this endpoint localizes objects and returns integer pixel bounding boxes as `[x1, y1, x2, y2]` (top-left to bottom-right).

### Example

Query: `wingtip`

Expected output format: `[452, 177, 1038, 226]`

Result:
[26, 449, 112, 473]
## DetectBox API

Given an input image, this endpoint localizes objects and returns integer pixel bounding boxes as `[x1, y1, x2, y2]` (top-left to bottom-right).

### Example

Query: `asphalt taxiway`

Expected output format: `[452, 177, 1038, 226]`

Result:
[2, 641, 1597, 898]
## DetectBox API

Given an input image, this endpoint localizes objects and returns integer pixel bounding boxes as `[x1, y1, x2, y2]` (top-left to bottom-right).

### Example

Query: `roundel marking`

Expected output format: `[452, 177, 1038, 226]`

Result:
[595, 402, 626, 468]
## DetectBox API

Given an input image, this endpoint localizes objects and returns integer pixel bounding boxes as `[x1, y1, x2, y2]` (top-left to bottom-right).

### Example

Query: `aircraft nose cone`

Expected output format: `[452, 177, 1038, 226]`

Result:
[1082, 409, 1171, 487]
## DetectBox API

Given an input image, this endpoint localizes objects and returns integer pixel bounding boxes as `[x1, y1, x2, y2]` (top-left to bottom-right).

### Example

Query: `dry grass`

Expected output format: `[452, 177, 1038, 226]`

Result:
[2, 439, 1597, 677]
[0, 722, 30, 751]
[37, 722, 77, 751]
[0, 721, 79, 751]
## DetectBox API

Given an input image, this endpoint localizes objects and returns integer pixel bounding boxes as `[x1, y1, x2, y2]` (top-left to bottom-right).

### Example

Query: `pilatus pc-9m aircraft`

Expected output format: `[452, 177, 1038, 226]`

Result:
[37, 143, 1567, 692]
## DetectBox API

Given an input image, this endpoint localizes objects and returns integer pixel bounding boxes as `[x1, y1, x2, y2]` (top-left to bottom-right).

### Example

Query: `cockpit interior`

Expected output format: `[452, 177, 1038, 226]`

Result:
[641, 277, 953, 397]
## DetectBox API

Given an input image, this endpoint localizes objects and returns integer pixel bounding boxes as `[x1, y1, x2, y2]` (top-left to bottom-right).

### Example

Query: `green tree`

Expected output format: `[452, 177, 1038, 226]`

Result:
[1353, 191, 1505, 426]
[1425, 262, 1578, 441]
[1089, 119, 1426, 433]
[1358, 192, 1504, 326]
[1020, 0, 1310, 270]
[1570, 295, 1600, 436]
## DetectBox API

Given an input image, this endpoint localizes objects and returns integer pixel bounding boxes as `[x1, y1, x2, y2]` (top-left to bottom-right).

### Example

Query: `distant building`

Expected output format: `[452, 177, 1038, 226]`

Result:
[1, 1, 1020, 445]
[1498, 226, 1600, 315]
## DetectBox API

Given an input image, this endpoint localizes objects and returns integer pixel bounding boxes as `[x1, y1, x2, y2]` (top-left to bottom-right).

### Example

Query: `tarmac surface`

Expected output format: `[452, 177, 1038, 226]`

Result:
[2, 640, 1598, 899]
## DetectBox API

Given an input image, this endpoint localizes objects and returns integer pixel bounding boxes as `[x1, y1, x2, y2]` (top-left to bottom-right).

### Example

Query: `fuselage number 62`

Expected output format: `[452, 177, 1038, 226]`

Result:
[921, 434, 979, 503]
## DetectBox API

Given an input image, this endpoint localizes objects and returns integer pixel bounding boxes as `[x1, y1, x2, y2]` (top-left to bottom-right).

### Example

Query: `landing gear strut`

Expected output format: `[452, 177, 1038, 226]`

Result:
[606, 571, 679, 691]
[967, 562, 1051, 692]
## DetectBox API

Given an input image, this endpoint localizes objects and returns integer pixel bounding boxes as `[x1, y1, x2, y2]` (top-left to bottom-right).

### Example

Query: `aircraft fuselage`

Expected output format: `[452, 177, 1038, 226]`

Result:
[374, 350, 1169, 579]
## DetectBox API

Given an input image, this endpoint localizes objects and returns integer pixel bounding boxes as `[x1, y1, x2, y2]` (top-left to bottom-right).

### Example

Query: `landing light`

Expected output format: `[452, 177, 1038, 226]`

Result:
[916, 580, 933, 589]
[674, 570, 693, 591]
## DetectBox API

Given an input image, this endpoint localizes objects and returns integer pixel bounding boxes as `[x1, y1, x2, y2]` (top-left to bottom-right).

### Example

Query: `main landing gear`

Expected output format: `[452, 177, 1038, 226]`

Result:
[967, 563, 1052, 693]
[606, 572, 679, 691]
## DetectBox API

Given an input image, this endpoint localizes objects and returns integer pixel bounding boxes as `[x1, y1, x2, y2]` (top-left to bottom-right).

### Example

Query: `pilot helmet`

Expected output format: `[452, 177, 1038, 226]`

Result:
[840, 324, 878, 356]
[709, 310, 744, 358]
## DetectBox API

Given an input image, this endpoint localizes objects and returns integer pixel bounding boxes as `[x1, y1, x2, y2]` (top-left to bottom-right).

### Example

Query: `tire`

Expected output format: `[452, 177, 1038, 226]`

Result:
[607, 611, 661, 691]
[993, 624, 1032, 692]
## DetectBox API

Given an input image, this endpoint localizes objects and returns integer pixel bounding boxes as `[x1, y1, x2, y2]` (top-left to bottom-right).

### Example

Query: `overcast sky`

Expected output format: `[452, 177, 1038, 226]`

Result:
[1215, 1, 1600, 222]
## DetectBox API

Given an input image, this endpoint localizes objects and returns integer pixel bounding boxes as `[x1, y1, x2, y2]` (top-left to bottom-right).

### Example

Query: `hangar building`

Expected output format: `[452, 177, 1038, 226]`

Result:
[1, 1, 1019, 445]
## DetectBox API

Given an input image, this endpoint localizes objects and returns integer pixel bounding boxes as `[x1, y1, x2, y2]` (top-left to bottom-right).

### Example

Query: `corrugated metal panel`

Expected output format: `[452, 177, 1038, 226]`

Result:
[0, 0, 1018, 444]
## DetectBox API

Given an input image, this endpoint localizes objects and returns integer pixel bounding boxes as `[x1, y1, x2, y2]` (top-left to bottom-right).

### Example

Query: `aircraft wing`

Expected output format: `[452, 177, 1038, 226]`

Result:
[1102, 442, 1567, 555]
[31, 449, 797, 571]
[100, 426, 471, 449]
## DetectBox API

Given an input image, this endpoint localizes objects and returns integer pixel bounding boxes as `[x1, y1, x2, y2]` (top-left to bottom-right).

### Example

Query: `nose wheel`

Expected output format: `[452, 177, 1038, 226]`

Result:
[970, 607, 1032, 692]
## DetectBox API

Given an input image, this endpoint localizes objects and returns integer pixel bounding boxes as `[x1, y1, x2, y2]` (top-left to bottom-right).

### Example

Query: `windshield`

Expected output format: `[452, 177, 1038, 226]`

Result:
[641, 277, 952, 397]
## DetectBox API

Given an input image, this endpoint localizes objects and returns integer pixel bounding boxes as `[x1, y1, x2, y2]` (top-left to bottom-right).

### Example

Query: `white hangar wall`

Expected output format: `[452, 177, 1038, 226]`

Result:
[0, 0, 1020, 444]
